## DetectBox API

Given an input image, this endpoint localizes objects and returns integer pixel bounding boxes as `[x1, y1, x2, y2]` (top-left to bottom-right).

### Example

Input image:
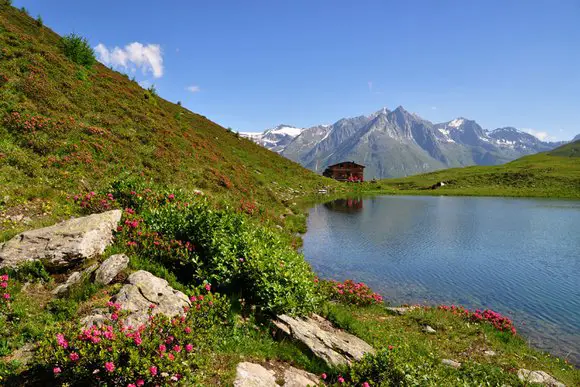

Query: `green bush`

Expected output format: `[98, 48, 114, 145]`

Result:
[61, 33, 96, 67]
[101, 180, 321, 315]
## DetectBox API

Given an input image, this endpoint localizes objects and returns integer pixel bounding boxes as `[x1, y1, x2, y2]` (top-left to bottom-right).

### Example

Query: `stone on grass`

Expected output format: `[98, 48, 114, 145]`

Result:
[94, 254, 129, 285]
[273, 314, 375, 367]
[517, 369, 565, 387]
[112, 270, 190, 327]
[0, 210, 122, 269]
[51, 264, 98, 297]
[423, 325, 436, 334]
[233, 362, 319, 387]
[386, 306, 419, 315]
[441, 359, 461, 368]
[483, 350, 496, 357]
[234, 362, 277, 387]
[283, 366, 319, 387]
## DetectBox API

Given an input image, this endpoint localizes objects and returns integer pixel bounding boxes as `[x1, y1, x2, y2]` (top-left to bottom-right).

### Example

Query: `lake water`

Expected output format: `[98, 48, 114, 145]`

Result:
[303, 196, 580, 364]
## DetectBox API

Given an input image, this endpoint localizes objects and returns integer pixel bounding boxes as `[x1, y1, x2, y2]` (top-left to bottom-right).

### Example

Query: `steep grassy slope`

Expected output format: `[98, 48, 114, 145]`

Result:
[365, 141, 580, 199]
[0, 5, 339, 239]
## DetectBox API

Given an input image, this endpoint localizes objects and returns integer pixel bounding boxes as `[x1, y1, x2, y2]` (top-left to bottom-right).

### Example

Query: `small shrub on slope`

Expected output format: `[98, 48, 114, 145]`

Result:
[61, 33, 96, 67]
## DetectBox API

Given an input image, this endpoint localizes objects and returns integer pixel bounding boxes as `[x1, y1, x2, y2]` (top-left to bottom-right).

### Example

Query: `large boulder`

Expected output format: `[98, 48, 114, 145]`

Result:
[94, 254, 129, 285]
[112, 270, 190, 327]
[517, 369, 565, 387]
[273, 314, 375, 367]
[233, 362, 319, 387]
[0, 210, 122, 269]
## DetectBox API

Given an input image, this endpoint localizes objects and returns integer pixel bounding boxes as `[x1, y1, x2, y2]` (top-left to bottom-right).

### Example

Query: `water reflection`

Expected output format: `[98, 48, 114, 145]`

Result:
[324, 198, 364, 213]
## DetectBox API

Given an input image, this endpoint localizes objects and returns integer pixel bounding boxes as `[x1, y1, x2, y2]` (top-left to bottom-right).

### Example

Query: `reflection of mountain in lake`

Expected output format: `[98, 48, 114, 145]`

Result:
[324, 198, 364, 213]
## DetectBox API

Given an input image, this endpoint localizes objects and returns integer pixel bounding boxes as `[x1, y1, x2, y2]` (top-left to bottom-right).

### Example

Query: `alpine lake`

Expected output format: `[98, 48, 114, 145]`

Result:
[303, 195, 580, 364]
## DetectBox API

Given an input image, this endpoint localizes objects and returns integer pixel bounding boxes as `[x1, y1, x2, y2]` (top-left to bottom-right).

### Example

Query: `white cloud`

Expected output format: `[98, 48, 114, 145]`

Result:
[186, 85, 201, 93]
[522, 128, 552, 141]
[95, 42, 164, 78]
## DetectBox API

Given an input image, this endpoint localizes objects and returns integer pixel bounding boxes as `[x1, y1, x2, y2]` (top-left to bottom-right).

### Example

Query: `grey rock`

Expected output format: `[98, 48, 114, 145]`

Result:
[52, 263, 99, 297]
[273, 314, 375, 367]
[52, 271, 82, 296]
[94, 254, 129, 285]
[80, 308, 109, 328]
[233, 362, 319, 387]
[112, 270, 190, 327]
[283, 366, 319, 387]
[441, 359, 462, 369]
[0, 210, 122, 269]
[423, 325, 436, 334]
[7, 343, 35, 366]
[517, 369, 565, 387]
[386, 306, 419, 315]
[234, 362, 277, 387]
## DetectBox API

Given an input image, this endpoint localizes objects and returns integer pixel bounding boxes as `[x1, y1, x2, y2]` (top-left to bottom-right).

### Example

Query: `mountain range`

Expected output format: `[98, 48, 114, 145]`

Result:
[243, 107, 574, 178]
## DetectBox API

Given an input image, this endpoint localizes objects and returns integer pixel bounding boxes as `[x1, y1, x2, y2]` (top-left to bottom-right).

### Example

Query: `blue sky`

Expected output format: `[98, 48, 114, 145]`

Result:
[15, 0, 579, 140]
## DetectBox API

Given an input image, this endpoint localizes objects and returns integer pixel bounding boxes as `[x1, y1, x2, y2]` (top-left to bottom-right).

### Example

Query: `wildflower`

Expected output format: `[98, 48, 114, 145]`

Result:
[0, 282, 7, 288]
[184, 327, 192, 334]
[53, 367, 61, 375]
[150, 366, 158, 376]
[111, 313, 119, 321]
[338, 376, 345, 383]
[388, 345, 394, 350]
[3, 293, 10, 300]
[185, 343, 194, 352]
[168, 194, 175, 200]
[136, 380, 145, 386]
[149, 304, 156, 309]
[363, 383, 370, 387]
[105, 362, 115, 372]
[321, 373, 327, 380]
[167, 353, 175, 361]
[69, 352, 80, 361]
[205, 283, 211, 292]
[134, 336, 142, 346]
[173, 345, 182, 353]
[128, 384, 136, 387]
[158, 344, 166, 352]
[56, 333, 68, 349]
[189, 295, 197, 302]
[0, 274, 7, 281]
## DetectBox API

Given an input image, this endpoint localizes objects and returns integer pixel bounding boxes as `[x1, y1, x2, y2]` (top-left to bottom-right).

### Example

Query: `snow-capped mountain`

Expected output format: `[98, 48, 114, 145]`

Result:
[245, 107, 569, 178]
[241, 125, 304, 153]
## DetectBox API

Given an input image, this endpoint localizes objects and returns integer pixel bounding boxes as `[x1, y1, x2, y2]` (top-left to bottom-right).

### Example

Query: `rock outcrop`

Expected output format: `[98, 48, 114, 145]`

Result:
[0, 210, 122, 269]
[517, 369, 565, 387]
[94, 254, 129, 285]
[112, 270, 190, 327]
[273, 314, 375, 367]
[233, 362, 319, 387]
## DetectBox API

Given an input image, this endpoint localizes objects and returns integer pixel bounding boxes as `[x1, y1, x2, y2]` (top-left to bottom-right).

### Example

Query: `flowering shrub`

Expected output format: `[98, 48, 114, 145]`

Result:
[36, 285, 230, 386]
[318, 279, 383, 306]
[438, 305, 516, 335]
[75, 180, 321, 315]
[0, 273, 11, 315]
[72, 191, 118, 214]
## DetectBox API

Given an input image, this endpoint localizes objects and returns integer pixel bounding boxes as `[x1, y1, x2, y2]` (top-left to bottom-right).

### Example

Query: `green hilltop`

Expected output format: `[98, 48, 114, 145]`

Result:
[366, 141, 580, 199]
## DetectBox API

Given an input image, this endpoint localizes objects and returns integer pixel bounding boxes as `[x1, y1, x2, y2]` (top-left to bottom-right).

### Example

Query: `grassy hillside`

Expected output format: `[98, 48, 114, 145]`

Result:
[364, 141, 580, 199]
[0, 5, 340, 240]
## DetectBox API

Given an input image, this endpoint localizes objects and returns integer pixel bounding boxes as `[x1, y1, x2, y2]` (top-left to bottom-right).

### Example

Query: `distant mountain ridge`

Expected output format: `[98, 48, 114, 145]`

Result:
[244, 107, 571, 178]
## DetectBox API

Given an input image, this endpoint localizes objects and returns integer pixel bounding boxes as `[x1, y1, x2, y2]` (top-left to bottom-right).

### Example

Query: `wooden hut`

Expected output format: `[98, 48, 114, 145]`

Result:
[322, 161, 365, 182]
